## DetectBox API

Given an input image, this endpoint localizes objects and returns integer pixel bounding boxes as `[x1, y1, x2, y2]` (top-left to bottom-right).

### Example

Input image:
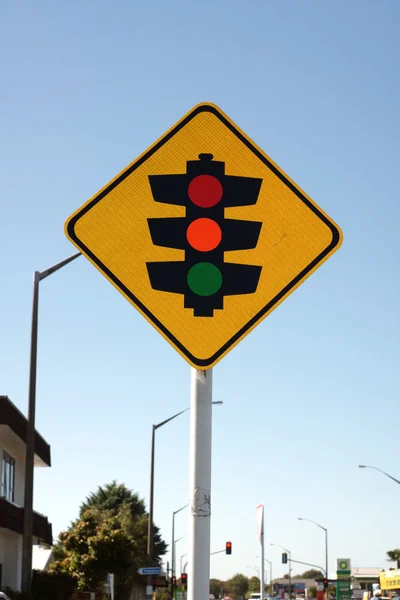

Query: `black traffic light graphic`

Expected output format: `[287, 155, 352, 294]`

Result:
[146, 154, 263, 317]
[282, 552, 288, 564]
[226, 541, 232, 555]
[181, 573, 188, 586]
[323, 579, 328, 590]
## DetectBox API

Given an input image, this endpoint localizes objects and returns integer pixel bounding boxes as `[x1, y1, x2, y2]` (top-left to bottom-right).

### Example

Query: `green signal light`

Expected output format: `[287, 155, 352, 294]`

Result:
[187, 263, 222, 297]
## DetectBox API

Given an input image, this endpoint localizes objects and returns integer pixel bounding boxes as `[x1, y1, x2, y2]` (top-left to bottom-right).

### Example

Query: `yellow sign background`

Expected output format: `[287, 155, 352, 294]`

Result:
[65, 103, 342, 368]
[380, 569, 400, 590]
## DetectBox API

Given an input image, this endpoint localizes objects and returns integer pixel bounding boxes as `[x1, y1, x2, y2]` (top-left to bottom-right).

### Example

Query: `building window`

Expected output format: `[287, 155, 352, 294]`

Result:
[1, 450, 15, 502]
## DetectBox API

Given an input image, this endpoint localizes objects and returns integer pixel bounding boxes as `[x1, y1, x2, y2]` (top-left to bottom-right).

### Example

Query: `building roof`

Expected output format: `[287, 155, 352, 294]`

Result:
[0, 395, 51, 466]
[352, 568, 384, 579]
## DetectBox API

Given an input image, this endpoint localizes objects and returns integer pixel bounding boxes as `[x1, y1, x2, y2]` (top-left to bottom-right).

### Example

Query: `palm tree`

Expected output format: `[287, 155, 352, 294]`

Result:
[386, 549, 400, 568]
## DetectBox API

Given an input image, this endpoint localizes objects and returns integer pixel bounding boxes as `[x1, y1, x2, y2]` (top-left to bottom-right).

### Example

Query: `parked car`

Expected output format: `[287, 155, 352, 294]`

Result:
[0, 592, 11, 600]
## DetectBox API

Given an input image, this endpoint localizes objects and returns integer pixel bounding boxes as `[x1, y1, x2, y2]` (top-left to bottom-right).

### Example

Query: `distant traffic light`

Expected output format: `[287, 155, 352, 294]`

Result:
[226, 541, 232, 555]
[282, 552, 288, 564]
[147, 153, 263, 317]
[181, 573, 188, 586]
[323, 579, 328, 590]
[172, 576, 176, 586]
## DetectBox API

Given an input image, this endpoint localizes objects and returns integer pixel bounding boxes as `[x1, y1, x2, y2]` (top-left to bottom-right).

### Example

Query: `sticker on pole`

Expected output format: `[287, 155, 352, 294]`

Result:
[65, 103, 343, 369]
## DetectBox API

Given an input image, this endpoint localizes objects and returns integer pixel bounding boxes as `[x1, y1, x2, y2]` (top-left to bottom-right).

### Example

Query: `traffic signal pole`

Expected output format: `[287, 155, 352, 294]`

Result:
[188, 368, 213, 600]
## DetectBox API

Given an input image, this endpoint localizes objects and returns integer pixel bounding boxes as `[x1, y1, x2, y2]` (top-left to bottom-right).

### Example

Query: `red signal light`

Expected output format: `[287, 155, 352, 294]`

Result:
[188, 174, 223, 208]
[226, 541, 232, 555]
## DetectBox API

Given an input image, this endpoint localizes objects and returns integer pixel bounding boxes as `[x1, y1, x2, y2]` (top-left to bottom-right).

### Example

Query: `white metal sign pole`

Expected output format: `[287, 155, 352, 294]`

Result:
[260, 513, 265, 600]
[256, 504, 265, 600]
[188, 368, 213, 600]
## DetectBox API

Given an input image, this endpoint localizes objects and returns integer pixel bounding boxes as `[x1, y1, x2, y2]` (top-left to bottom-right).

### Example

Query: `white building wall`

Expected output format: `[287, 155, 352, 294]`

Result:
[0, 430, 27, 592]
[0, 425, 49, 593]
[0, 529, 21, 591]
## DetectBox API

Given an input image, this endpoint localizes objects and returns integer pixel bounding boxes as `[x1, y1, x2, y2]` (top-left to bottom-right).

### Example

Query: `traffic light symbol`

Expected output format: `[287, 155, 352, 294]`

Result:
[181, 573, 188, 586]
[226, 541, 232, 555]
[282, 552, 288, 564]
[323, 579, 328, 589]
[146, 153, 263, 317]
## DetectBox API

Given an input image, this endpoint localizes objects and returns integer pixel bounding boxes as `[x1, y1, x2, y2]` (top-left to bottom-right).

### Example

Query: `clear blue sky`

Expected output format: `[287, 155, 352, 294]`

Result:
[1, 0, 399, 583]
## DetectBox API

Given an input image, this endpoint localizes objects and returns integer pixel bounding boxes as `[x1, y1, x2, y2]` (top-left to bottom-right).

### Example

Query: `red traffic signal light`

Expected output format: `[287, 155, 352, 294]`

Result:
[147, 154, 263, 317]
[323, 579, 328, 589]
[226, 541, 232, 555]
[181, 573, 188, 586]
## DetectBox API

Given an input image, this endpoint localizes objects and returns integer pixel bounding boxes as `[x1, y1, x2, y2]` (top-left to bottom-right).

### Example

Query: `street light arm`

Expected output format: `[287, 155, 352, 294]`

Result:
[155, 408, 190, 430]
[39, 252, 81, 281]
[359, 465, 400, 485]
[290, 558, 326, 572]
[298, 518, 328, 577]
[256, 556, 272, 566]
[156, 402, 222, 430]
[246, 566, 260, 574]
[270, 543, 290, 554]
[174, 504, 189, 516]
[298, 517, 327, 532]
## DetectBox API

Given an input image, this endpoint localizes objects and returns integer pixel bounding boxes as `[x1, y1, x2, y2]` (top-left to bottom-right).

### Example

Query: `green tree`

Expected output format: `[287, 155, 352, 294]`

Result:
[387, 549, 400, 568]
[51, 482, 167, 600]
[227, 574, 249, 599]
[155, 591, 170, 600]
[80, 481, 167, 559]
[248, 576, 260, 593]
[50, 508, 137, 595]
[210, 578, 224, 597]
[294, 570, 324, 579]
[308, 586, 317, 598]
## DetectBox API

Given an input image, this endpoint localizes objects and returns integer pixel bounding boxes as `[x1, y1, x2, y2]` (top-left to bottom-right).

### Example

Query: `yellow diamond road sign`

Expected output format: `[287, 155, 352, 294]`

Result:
[65, 103, 343, 369]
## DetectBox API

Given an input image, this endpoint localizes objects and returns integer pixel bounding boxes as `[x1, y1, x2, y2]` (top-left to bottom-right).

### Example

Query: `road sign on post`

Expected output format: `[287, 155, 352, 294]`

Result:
[64, 103, 342, 600]
[65, 103, 342, 370]
[138, 567, 162, 575]
[336, 559, 351, 600]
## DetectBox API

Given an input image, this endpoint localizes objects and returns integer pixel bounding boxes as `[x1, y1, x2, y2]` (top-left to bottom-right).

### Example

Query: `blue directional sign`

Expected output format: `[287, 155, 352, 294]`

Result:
[138, 567, 161, 575]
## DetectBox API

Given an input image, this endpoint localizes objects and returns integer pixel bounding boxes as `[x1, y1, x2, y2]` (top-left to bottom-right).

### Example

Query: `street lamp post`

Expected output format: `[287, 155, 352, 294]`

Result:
[147, 409, 190, 600]
[358, 465, 400, 485]
[257, 557, 272, 596]
[298, 518, 328, 577]
[147, 402, 222, 599]
[172, 504, 189, 580]
[147, 408, 190, 562]
[21, 251, 81, 597]
[181, 553, 188, 576]
[174, 536, 186, 570]
[270, 544, 291, 598]
[148, 402, 223, 563]
[246, 565, 260, 577]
